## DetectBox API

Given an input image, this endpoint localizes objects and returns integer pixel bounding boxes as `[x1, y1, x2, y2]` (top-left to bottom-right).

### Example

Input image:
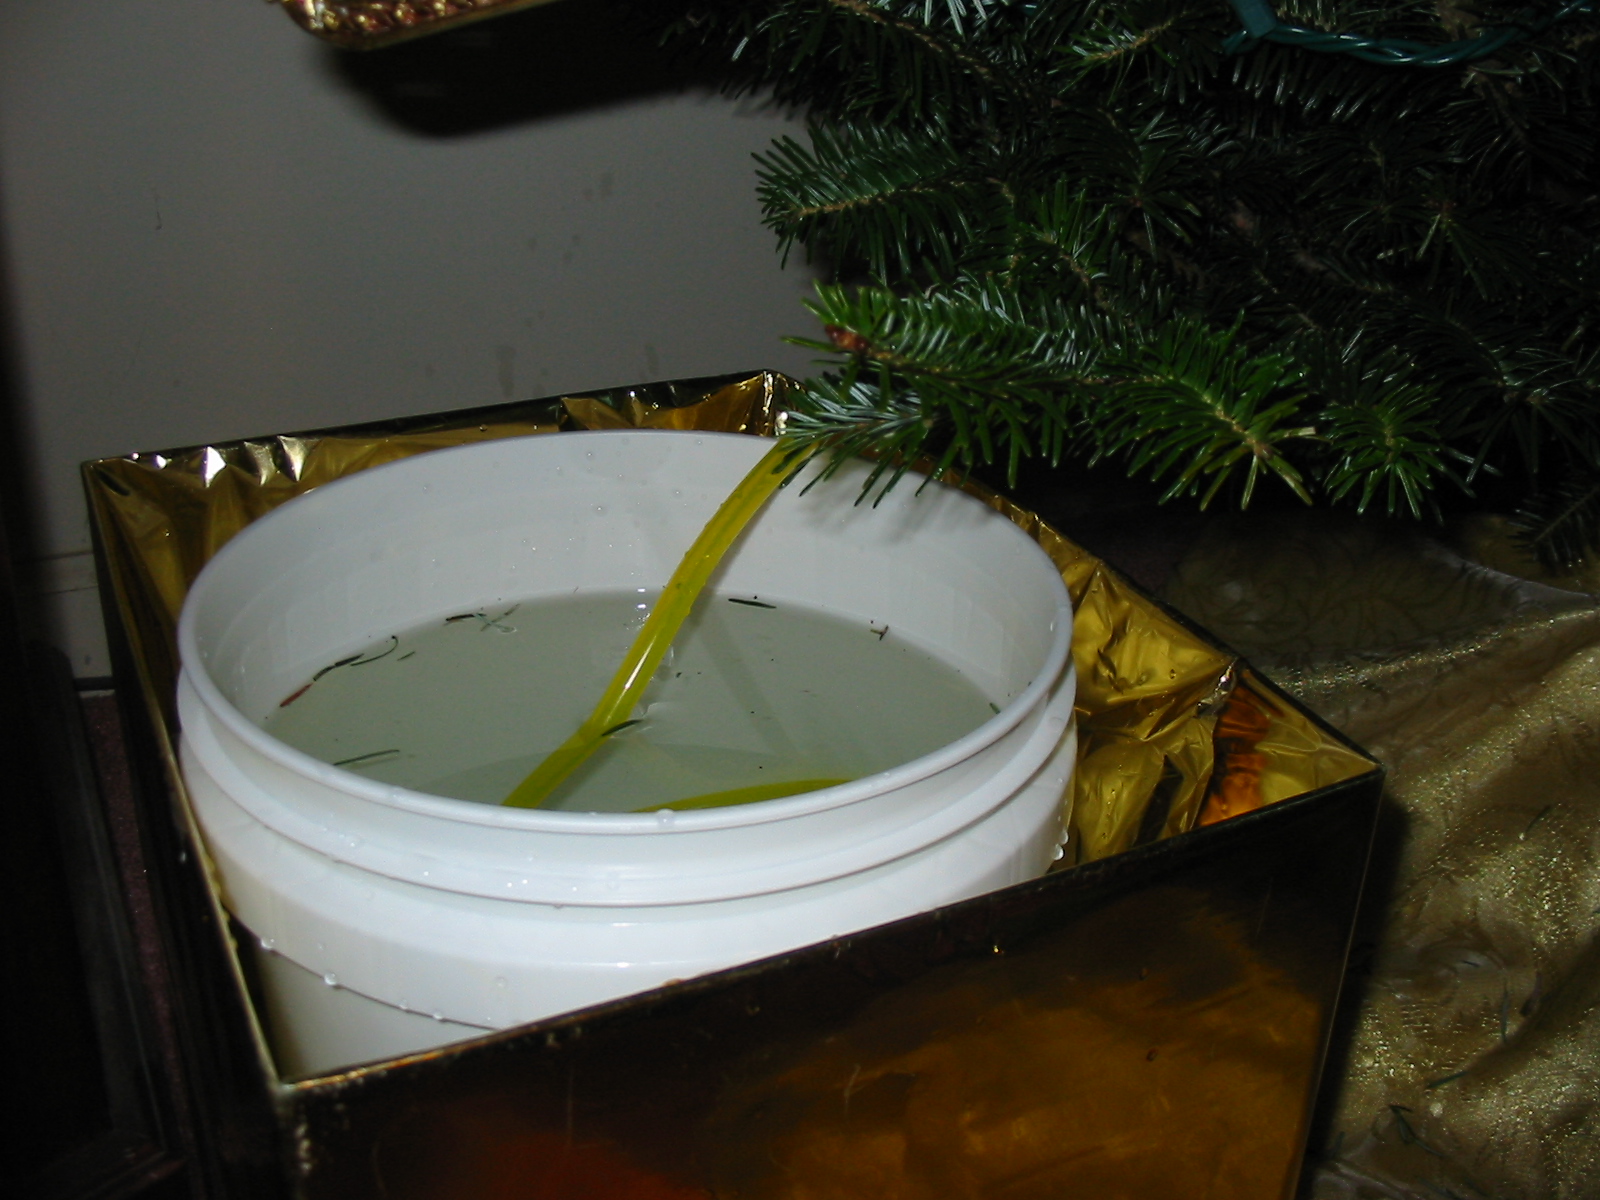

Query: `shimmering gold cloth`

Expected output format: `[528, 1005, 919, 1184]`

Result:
[1165, 514, 1600, 1200]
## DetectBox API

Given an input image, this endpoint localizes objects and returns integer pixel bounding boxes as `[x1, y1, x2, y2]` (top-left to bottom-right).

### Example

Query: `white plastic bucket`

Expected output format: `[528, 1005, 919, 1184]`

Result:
[177, 430, 1077, 1077]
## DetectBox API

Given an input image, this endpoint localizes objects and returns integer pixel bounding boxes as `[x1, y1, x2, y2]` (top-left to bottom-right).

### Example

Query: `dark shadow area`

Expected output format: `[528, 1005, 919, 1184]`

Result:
[0, 178, 42, 575]
[0, 166, 98, 1197]
[0, 173, 191, 1199]
[321, 0, 722, 137]
[984, 454, 1210, 596]
[1297, 788, 1410, 1196]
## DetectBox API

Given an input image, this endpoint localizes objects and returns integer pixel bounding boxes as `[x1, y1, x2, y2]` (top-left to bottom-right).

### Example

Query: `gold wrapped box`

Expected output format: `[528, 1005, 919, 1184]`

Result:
[85, 371, 1381, 1199]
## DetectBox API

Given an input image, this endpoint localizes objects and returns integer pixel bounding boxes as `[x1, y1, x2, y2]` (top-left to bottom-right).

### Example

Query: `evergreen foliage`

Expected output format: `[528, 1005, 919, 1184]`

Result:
[629, 0, 1600, 565]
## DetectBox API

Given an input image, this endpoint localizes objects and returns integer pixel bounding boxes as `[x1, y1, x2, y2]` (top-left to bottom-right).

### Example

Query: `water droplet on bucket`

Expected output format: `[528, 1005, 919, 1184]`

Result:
[259, 936, 276, 951]
[1052, 845, 1065, 861]
[655, 810, 676, 829]
[431, 1011, 444, 1022]
[322, 972, 338, 987]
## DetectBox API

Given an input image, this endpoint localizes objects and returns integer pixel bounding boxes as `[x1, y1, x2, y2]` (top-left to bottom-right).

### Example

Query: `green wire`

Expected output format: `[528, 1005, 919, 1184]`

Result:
[1224, 0, 1595, 66]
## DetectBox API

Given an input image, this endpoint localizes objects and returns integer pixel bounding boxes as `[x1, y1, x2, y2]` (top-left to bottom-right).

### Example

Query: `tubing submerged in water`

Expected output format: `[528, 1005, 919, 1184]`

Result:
[502, 441, 811, 810]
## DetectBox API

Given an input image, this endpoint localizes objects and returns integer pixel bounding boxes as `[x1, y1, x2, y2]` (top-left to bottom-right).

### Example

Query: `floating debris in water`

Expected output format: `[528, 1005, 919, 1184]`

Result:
[313, 654, 364, 681]
[333, 748, 402, 768]
[314, 636, 398, 681]
[349, 636, 399, 667]
[445, 605, 520, 632]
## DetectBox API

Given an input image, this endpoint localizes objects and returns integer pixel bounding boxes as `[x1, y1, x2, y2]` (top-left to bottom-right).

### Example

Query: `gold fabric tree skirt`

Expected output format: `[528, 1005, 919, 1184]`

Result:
[1166, 515, 1600, 1198]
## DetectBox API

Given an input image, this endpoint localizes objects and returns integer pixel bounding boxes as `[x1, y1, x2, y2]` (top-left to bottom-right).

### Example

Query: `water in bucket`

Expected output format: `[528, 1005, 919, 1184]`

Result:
[264, 590, 996, 813]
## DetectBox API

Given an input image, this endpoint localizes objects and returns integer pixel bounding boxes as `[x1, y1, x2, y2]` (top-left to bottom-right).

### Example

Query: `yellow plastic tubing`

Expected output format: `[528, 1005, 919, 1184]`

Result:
[502, 441, 824, 810]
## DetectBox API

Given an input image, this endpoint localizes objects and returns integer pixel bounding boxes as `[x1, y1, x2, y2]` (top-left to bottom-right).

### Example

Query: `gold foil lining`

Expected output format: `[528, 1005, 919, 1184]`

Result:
[84, 370, 1368, 866]
[277, 0, 557, 49]
[1164, 513, 1600, 1200]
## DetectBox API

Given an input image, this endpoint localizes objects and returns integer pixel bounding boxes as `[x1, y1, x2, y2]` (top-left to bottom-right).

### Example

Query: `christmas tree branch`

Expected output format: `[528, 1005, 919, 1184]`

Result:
[627, 0, 1600, 557]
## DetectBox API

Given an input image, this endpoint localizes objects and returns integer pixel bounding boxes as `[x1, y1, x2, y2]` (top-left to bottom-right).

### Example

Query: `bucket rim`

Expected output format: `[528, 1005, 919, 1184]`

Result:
[176, 429, 1075, 834]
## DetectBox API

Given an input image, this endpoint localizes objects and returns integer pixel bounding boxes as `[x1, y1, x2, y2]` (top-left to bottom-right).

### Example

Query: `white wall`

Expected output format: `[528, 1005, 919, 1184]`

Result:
[0, 0, 818, 675]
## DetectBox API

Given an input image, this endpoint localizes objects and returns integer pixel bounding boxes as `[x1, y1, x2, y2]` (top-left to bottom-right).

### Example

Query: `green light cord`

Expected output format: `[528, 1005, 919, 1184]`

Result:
[1224, 0, 1595, 66]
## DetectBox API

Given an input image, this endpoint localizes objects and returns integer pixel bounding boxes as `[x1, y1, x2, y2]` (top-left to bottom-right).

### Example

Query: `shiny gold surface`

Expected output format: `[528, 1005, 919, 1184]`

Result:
[278, 0, 558, 49]
[83, 372, 1381, 1199]
[1166, 514, 1600, 1199]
